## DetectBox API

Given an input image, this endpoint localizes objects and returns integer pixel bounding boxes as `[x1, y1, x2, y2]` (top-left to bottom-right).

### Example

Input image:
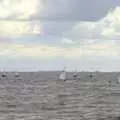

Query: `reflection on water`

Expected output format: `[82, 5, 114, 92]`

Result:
[0, 72, 119, 120]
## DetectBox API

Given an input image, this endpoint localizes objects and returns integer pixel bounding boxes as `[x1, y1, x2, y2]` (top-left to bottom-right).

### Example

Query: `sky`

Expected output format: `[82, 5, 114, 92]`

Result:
[0, 0, 120, 71]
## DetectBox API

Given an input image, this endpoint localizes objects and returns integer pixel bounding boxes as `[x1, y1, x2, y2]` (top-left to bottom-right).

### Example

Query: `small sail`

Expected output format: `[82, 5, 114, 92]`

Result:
[59, 71, 66, 80]
[117, 76, 120, 84]
[14, 72, 20, 77]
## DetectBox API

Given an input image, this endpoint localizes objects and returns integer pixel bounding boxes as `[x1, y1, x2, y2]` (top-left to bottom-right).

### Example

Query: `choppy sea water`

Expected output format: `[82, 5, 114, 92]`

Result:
[0, 72, 120, 120]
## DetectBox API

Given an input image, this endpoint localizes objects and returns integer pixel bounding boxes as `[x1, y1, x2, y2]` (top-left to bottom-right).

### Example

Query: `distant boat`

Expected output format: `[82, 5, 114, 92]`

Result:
[72, 69, 80, 79]
[1, 69, 8, 78]
[88, 74, 93, 78]
[73, 72, 78, 79]
[117, 76, 120, 84]
[59, 71, 66, 81]
[14, 72, 20, 77]
[1, 72, 8, 78]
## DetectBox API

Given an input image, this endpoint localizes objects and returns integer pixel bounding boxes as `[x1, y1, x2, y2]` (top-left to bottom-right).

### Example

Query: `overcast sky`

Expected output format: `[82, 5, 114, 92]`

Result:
[0, 0, 120, 71]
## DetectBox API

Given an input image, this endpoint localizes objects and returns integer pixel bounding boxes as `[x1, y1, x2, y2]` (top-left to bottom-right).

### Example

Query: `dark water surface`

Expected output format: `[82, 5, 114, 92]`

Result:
[0, 72, 120, 120]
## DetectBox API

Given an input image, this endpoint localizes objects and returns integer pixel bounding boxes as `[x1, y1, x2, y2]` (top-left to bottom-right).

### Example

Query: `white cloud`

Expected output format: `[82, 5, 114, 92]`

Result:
[0, 0, 43, 36]
[59, 7, 120, 59]
[0, 0, 42, 19]
[66, 7, 120, 41]
[100, 7, 120, 38]
[0, 20, 42, 36]
[61, 38, 76, 44]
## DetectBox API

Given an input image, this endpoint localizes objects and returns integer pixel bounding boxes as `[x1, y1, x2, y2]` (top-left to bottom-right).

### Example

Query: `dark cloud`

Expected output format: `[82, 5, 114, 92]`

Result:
[38, 0, 120, 21]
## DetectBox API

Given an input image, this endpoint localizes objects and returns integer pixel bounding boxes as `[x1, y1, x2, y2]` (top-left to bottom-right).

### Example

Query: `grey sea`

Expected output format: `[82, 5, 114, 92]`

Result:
[0, 71, 120, 120]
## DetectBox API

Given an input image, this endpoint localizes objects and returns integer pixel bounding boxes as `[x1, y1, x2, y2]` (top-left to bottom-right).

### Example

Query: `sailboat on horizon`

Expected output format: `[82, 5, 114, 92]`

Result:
[59, 66, 66, 81]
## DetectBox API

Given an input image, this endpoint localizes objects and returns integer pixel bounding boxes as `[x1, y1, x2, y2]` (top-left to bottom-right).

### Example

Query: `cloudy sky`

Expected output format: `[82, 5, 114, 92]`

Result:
[0, 0, 120, 71]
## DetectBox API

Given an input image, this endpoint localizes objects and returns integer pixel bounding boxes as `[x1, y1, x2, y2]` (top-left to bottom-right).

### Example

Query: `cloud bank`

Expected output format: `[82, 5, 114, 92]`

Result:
[65, 7, 120, 43]
[0, 0, 42, 19]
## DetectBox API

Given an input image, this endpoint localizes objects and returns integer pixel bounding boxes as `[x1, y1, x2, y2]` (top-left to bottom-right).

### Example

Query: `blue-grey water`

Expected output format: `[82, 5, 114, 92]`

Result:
[0, 72, 120, 120]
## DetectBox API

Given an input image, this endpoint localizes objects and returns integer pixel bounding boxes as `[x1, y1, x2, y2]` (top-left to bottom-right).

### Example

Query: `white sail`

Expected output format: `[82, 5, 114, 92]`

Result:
[59, 71, 66, 80]
[14, 72, 20, 77]
[117, 76, 120, 84]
